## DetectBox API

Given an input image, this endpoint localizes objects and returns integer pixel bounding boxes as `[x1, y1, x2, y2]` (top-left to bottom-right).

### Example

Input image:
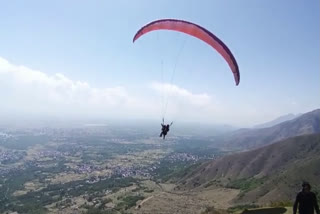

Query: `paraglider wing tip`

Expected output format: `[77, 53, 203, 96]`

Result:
[236, 74, 240, 86]
[132, 34, 138, 43]
[234, 69, 240, 86]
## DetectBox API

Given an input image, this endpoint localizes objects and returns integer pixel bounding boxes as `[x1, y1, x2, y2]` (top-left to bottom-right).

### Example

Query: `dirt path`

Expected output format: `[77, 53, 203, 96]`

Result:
[135, 195, 154, 209]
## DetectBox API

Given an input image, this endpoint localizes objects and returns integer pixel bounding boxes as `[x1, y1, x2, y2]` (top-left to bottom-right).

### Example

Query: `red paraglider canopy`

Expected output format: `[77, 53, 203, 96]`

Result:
[133, 19, 240, 85]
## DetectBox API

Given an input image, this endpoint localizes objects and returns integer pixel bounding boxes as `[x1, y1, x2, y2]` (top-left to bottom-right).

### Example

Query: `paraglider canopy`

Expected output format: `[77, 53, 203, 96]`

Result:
[133, 19, 240, 85]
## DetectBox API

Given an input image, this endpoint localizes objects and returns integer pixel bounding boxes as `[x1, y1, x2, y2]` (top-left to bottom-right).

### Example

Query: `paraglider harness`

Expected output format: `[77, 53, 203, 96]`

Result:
[160, 118, 173, 139]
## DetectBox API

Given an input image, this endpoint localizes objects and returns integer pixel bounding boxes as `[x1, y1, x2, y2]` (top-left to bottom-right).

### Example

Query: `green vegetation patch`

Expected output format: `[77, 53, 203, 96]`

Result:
[153, 160, 203, 183]
[226, 177, 266, 192]
[241, 207, 287, 214]
[269, 200, 293, 207]
[115, 195, 144, 211]
[227, 204, 260, 213]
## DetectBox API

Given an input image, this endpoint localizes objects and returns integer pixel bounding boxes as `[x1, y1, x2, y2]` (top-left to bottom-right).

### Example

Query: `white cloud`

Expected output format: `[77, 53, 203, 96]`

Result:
[0, 57, 139, 119]
[0, 57, 278, 126]
[150, 82, 227, 122]
[151, 82, 212, 107]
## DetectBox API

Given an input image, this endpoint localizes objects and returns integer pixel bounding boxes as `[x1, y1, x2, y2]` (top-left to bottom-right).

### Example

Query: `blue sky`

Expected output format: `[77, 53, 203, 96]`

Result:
[0, 0, 319, 126]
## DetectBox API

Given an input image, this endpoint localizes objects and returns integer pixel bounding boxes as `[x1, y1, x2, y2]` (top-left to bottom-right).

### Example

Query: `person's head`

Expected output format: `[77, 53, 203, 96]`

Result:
[302, 181, 311, 192]
[166, 124, 170, 128]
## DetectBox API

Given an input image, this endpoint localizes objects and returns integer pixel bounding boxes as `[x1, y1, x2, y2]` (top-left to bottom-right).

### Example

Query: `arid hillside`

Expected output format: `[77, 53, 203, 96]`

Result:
[179, 134, 320, 204]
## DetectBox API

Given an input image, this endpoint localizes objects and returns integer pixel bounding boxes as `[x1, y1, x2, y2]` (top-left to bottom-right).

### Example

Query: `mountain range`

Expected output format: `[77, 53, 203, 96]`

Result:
[253, 113, 300, 129]
[215, 109, 320, 150]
